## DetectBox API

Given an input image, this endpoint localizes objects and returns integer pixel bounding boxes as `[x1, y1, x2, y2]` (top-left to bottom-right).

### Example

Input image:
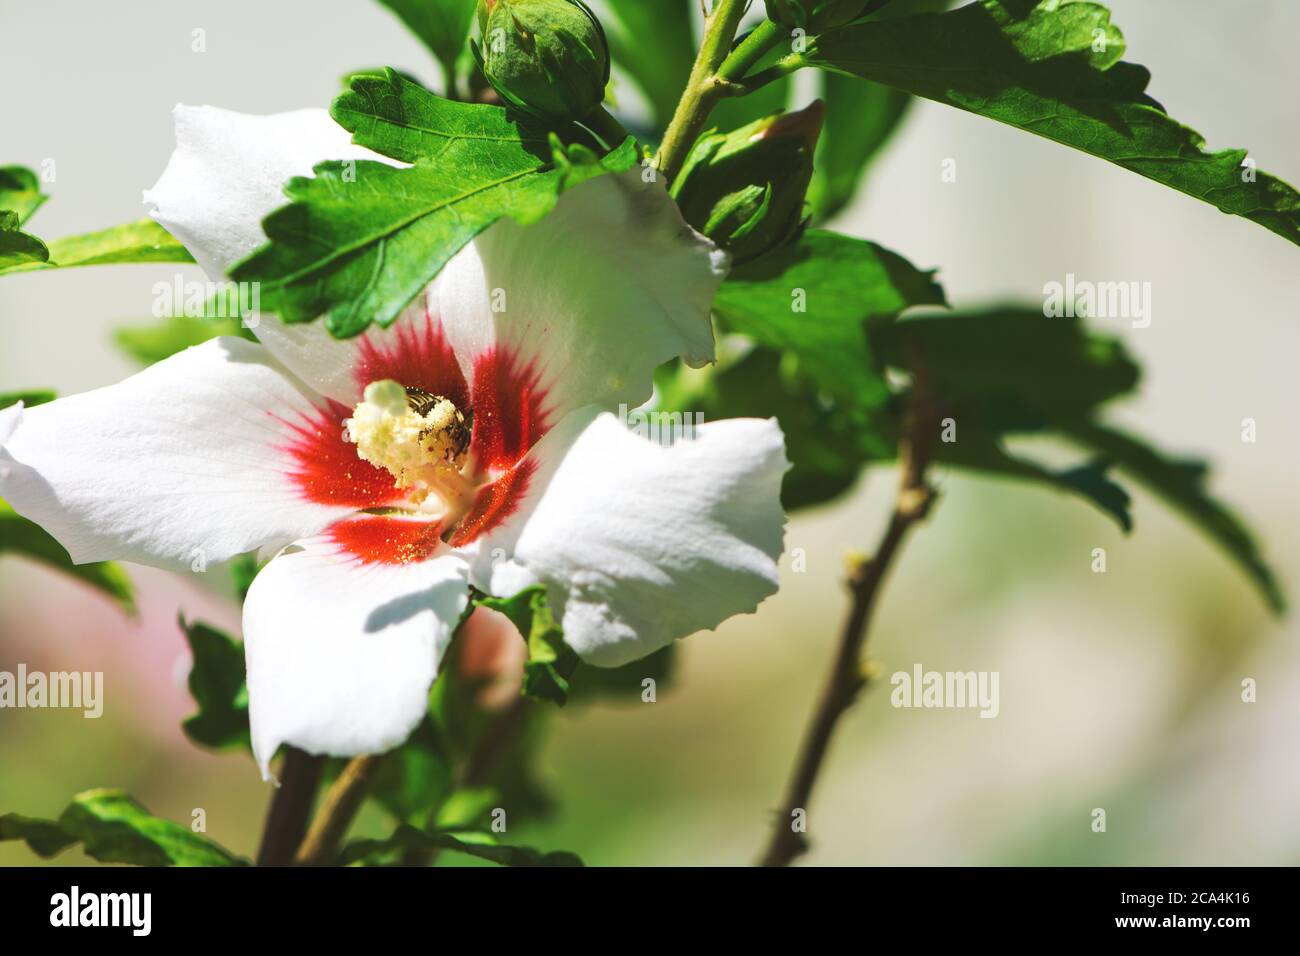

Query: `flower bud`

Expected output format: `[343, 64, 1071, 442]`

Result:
[671, 101, 824, 266]
[476, 0, 610, 122]
[764, 0, 873, 31]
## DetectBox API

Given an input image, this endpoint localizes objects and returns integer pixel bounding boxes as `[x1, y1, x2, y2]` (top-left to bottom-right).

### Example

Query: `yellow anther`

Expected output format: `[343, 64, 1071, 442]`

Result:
[345, 380, 470, 502]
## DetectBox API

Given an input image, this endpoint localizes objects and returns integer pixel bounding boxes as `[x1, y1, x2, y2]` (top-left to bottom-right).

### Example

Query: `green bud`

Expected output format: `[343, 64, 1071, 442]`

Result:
[764, 0, 874, 32]
[671, 101, 825, 266]
[476, 0, 610, 122]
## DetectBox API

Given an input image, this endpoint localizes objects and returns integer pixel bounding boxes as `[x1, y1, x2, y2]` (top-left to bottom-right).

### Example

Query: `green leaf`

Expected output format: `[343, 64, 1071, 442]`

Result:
[179, 617, 250, 751]
[0, 218, 193, 276]
[712, 230, 945, 410]
[479, 585, 577, 705]
[339, 823, 581, 867]
[0, 389, 55, 409]
[870, 306, 1140, 427]
[1061, 419, 1284, 612]
[0, 813, 75, 857]
[434, 787, 499, 830]
[808, 0, 951, 221]
[424, 637, 555, 826]
[806, 0, 1300, 245]
[113, 314, 247, 365]
[369, 717, 456, 824]
[931, 425, 1134, 531]
[568, 644, 675, 701]
[376, 0, 477, 78]
[0, 498, 136, 613]
[809, 72, 909, 221]
[872, 305, 1142, 527]
[0, 165, 48, 222]
[603, 0, 696, 129]
[0, 209, 48, 270]
[1, 789, 247, 866]
[232, 69, 637, 338]
[228, 552, 262, 602]
[873, 305, 1280, 605]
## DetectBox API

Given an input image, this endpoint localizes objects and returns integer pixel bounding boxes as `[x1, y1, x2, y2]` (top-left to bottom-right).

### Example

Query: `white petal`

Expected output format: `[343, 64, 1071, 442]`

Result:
[245, 291, 456, 406]
[144, 105, 391, 278]
[469, 409, 788, 667]
[0, 338, 355, 569]
[438, 170, 728, 426]
[0, 401, 22, 445]
[243, 534, 469, 778]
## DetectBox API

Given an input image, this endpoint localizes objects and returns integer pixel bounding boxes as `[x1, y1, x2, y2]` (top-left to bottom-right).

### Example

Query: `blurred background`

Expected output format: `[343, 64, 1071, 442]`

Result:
[1, 0, 1297, 865]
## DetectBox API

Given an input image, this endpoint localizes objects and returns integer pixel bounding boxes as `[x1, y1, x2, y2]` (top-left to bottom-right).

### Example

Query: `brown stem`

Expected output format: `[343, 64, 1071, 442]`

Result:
[294, 753, 385, 866]
[255, 747, 325, 867]
[757, 381, 938, 867]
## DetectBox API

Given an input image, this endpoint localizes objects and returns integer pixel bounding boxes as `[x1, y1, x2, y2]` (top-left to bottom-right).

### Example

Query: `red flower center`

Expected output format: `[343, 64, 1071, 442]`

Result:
[276, 310, 550, 563]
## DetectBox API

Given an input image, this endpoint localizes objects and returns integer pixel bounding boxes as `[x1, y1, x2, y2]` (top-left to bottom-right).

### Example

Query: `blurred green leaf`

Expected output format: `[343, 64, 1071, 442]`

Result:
[1062, 419, 1284, 612]
[0, 166, 50, 269]
[179, 617, 250, 751]
[0, 789, 247, 866]
[809, 72, 908, 221]
[233, 69, 637, 337]
[368, 716, 454, 823]
[0, 218, 193, 276]
[806, 0, 1300, 245]
[874, 306, 1141, 528]
[872, 305, 1281, 605]
[713, 230, 945, 411]
[0, 165, 47, 223]
[931, 425, 1133, 530]
[603, 0, 696, 130]
[568, 644, 675, 702]
[479, 586, 577, 705]
[679, 304, 1145, 521]
[0, 209, 48, 270]
[228, 552, 262, 602]
[0, 389, 55, 408]
[376, 0, 477, 80]
[113, 314, 247, 365]
[340, 822, 581, 866]
[871, 307, 1140, 427]
[0, 813, 74, 856]
[808, 0, 950, 221]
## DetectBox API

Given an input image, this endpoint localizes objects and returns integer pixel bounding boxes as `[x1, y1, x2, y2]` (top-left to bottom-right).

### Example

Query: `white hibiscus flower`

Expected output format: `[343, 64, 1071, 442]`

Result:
[0, 106, 789, 778]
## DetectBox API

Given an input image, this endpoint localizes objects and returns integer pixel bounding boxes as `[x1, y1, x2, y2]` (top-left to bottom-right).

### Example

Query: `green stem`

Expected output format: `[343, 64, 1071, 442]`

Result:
[653, 0, 751, 183]
[737, 53, 805, 95]
[717, 17, 785, 83]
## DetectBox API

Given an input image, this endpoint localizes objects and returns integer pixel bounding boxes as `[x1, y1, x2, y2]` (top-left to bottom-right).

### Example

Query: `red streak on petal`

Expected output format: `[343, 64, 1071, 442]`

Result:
[449, 457, 536, 547]
[470, 346, 549, 473]
[354, 308, 468, 405]
[276, 401, 401, 508]
[328, 515, 444, 566]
